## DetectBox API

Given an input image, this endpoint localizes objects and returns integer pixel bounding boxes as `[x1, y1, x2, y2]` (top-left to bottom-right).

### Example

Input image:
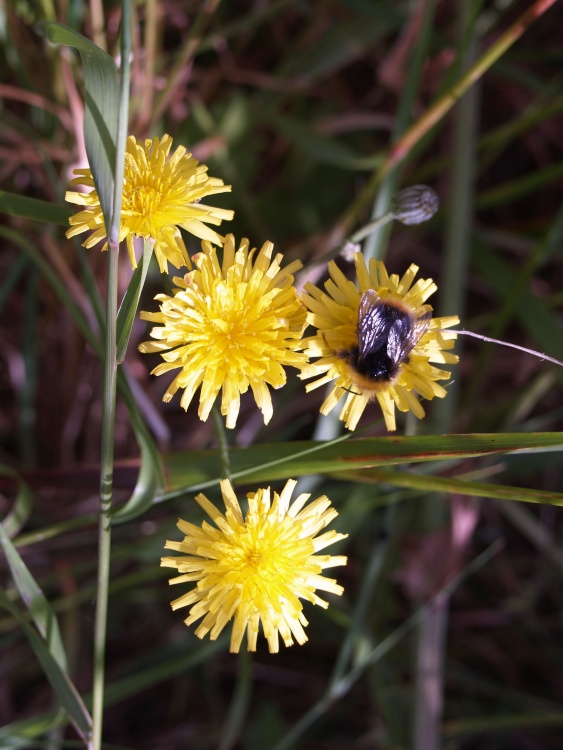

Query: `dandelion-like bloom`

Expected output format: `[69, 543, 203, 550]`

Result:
[162, 479, 348, 653]
[66, 134, 234, 273]
[300, 254, 459, 431]
[139, 234, 308, 428]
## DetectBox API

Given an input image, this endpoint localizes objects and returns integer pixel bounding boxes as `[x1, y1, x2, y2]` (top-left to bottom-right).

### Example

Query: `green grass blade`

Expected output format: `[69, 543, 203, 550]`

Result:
[0, 192, 72, 226]
[116, 240, 154, 363]
[0, 523, 68, 671]
[339, 467, 563, 506]
[42, 23, 119, 231]
[0, 588, 91, 742]
[0, 465, 33, 539]
[160, 432, 563, 498]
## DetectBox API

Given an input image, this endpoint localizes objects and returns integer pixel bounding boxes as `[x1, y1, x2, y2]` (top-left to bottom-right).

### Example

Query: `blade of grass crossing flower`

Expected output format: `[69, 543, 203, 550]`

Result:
[93, 9, 133, 745]
[91, 5, 132, 747]
[0, 466, 33, 539]
[0, 191, 72, 226]
[42, 23, 119, 231]
[116, 239, 154, 363]
[0, 588, 91, 741]
[110, 0, 131, 246]
[0, 523, 68, 671]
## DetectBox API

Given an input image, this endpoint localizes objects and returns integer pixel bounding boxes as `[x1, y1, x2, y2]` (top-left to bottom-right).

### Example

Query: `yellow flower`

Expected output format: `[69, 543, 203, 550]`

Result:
[300, 254, 459, 431]
[162, 479, 348, 653]
[66, 134, 234, 273]
[139, 234, 308, 428]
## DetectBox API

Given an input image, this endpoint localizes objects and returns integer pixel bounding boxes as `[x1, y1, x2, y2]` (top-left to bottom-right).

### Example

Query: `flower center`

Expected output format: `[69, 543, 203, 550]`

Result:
[130, 185, 163, 218]
[243, 547, 266, 573]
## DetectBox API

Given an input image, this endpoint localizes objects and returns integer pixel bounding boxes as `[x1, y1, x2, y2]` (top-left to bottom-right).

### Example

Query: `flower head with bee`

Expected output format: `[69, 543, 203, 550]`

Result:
[300, 254, 459, 431]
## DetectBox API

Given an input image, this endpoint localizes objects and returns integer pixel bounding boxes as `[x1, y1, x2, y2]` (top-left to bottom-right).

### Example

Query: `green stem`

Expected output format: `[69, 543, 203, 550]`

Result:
[91, 242, 119, 750]
[212, 406, 232, 482]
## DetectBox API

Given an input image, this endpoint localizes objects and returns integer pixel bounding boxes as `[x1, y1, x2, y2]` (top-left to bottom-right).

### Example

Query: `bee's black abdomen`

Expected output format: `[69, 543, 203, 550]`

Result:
[356, 348, 397, 381]
[356, 303, 412, 382]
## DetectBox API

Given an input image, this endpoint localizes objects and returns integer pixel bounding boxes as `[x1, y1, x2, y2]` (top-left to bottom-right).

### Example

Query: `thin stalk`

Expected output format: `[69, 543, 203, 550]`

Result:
[91, 3, 131, 747]
[218, 649, 252, 750]
[90, 241, 119, 750]
[212, 406, 232, 482]
[413, 4, 480, 748]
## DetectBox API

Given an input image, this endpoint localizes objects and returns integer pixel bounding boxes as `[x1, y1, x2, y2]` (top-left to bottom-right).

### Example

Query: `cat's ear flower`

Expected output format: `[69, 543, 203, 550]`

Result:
[139, 235, 308, 428]
[162, 479, 348, 653]
[66, 134, 233, 273]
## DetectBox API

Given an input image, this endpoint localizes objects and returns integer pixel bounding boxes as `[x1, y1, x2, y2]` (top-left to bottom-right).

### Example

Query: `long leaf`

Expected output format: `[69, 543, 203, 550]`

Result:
[0, 464, 33, 538]
[0, 191, 72, 226]
[116, 240, 154, 363]
[0, 588, 91, 742]
[0, 523, 68, 671]
[336, 467, 563, 506]
[42, 23, 119, 232]
[160, 431, 563, 498]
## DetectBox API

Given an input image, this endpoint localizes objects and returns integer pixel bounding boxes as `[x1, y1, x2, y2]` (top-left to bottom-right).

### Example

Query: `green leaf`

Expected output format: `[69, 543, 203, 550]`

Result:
[0, 711, 63, 746]
[160, 432, 563, 498]
[112, 400, 164, 523]
[0, 192, 72, 226]
[339, 467, 563, 506]
[0, 522, 68, 672]
[116, 240, 154, 363]
[0, 464, 33, 538]
[0, 588, 91, 742]
[42, 23, 119, 232]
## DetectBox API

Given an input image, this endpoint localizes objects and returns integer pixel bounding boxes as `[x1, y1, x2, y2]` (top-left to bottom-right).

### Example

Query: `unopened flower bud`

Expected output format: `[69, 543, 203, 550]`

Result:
[390, 185, 439, 225]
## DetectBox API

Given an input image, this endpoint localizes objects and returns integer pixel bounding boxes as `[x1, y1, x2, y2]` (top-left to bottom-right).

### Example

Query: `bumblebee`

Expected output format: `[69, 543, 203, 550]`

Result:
[345, 290, 432, 391]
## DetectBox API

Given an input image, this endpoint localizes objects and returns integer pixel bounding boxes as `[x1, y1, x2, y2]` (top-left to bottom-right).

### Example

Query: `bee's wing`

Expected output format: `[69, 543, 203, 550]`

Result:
[387, 308, 432, 363]
[358, 290, 392, 357]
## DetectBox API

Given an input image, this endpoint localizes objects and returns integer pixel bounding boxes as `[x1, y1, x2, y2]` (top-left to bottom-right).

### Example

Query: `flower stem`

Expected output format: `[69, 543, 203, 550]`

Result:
[91, 240, 119, 750]
[212, 405, 232, 482]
